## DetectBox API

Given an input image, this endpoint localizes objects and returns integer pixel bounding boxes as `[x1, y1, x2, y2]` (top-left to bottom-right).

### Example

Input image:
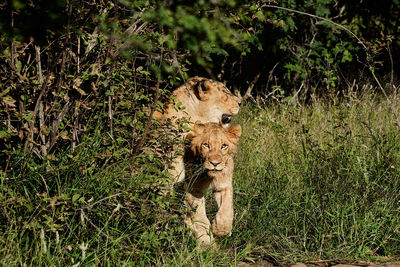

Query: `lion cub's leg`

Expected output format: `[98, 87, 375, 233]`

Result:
[184, 178, 213, 246]
[169, 155, 185, 183]
[211, 184, 234, 236]
[211, 164, 234, 237]
[161, 155, 185, 195]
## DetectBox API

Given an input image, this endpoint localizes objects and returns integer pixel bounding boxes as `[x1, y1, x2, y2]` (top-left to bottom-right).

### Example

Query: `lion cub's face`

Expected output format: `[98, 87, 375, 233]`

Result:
[200, 80, 241, 125]
[189, 122, 242, 174]
[188, 77, 241, 125]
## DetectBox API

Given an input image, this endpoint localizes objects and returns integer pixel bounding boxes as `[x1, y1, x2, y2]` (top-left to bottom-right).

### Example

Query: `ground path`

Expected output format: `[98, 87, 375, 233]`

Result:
[239, 260, 400, 267]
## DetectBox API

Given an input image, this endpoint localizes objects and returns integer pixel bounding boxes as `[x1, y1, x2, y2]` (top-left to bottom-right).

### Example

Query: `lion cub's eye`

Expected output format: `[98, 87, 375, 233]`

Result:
[202, 143, 210, 149]
[221, 144, 228, 149]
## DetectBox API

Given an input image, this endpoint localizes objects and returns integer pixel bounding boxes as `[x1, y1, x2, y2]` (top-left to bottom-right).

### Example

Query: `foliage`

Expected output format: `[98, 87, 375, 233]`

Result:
[209, 0, 399, 99]
[1, 0, 400, 265]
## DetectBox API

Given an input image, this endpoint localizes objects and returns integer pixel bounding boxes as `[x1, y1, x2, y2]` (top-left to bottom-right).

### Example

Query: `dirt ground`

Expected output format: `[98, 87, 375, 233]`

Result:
[239, 260, 400, 267]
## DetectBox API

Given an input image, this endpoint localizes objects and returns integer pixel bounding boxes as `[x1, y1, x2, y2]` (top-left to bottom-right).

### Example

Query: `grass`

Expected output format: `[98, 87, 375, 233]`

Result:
[232, 92, 400, 260]
[1, 90, 400, 265]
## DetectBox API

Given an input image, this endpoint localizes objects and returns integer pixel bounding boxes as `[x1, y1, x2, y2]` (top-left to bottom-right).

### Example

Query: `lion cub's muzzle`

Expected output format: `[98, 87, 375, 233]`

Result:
[221, 114, 232, 124]
[204, 158, 225, 172]
[221, 106, 240, 125]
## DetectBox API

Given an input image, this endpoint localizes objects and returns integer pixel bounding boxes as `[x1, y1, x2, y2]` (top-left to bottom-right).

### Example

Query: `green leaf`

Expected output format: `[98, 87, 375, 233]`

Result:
[341, 49, 353, 63]
[72, 194, 80, 203]
[0, 130, 10, 139]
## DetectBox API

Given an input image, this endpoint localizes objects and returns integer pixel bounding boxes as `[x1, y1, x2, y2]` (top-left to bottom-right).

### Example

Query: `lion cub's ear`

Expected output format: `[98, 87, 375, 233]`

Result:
[190, 121, 206, 137]
[227, 124, 242, 143]
[195, 81, 210, 101]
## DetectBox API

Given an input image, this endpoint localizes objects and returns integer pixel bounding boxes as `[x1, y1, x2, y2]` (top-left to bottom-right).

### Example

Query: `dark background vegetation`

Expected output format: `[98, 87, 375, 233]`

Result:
[0, 0, 399, 265]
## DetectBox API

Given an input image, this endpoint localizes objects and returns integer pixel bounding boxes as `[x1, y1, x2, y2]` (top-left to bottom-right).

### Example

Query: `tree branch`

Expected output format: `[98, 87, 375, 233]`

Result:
[242, 72, 261, 101]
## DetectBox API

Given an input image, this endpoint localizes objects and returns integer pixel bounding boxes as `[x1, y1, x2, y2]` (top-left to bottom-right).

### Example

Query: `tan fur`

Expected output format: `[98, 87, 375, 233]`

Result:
[184, 122, 241, 246]
[153, 76, 241, 184]
[154, 76, 241, 126]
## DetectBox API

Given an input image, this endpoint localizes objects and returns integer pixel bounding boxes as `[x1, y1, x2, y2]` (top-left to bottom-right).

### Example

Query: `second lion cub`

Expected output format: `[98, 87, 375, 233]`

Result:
[184, 121, 242, 246]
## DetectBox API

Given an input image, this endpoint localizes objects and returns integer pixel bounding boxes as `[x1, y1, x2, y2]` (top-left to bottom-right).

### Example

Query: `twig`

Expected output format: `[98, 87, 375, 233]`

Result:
[39, 100, 47, 158]
[22, 53, 32, 76]
[57, 49, 67, 91]
[35, 45, 43, 84]
[387, 41, 394, 89]
[23, 74, 50, 153]
[47, 101, 72, 152]
[67, 0, 72, 41]
[39, 174, 49, 196]
[84, 27, 99, 56]
[242, 72, 261, 101]
[108, 95, 113, 137]
[265, 62, 279, 93]
[10, 10, 17, 73]
[6, 108, 11, 131]
[77, 36, 80, 74]
[82, 193, 123, 209]
[72, 103, 78, 152]
[287, 82, 304, 106]
[125, 8, 148, 35]
[111, 10, 149, 58]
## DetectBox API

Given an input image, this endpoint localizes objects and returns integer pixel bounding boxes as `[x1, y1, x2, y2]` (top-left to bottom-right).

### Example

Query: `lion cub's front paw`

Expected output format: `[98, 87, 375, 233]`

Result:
[197, 233, 214, 248]
[211, 220, 232, 236]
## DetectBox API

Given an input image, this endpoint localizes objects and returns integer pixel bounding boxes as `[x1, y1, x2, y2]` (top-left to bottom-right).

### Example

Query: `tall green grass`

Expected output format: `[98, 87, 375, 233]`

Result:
[232, 93, 400, 260]
[1, 92, 400, 265]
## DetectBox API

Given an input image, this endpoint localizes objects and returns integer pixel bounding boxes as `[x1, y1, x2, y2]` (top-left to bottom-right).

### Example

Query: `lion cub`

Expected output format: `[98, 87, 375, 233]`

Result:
[184, 121, 242, 246]
[153, 77, 241, 185]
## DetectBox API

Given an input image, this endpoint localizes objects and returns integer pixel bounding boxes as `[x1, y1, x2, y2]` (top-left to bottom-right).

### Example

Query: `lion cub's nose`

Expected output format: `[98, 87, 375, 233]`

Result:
[210, 160, 221, 167]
